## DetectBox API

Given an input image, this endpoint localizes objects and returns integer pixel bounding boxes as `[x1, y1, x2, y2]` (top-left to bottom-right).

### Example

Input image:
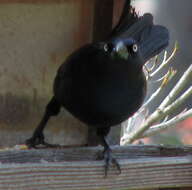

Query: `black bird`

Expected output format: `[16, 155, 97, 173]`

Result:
[26, 0, 169, 175]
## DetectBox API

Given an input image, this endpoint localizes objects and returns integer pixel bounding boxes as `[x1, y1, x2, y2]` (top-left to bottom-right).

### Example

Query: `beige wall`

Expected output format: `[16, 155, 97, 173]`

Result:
[0, 1, 94, 147]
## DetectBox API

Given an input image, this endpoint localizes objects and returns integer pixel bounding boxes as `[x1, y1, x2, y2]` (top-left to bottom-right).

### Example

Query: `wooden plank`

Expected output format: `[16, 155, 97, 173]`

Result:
[0, 145, 191, 190]
[113, 0, 125, 27]
[0, 0, 93, 147]
[1, 145, 192, 162]
[92, 0, 114, 42]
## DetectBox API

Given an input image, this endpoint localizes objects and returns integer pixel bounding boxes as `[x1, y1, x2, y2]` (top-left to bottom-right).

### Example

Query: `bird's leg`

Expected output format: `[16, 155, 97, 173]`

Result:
[26, 97, 61, 148]
[97, 127, 121, 176]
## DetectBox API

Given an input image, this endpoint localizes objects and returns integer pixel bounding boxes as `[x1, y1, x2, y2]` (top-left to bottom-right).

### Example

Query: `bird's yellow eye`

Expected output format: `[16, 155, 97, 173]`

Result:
[132, 44, 138, 53]
[104, 44, 108, 52]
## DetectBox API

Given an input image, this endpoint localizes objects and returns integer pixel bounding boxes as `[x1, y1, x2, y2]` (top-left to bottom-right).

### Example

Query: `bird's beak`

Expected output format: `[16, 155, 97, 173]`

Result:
[115, 42, 129, 60]
[115, 41, 124, 52]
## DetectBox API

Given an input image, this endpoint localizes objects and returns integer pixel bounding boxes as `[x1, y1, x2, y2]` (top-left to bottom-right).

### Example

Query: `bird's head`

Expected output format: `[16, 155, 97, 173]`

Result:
[97, 38, 140, 61]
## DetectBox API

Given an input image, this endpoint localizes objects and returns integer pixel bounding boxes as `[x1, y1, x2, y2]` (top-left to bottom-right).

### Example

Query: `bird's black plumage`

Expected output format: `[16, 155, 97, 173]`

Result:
[26, 0, 169, 176]
[54, 40, 146, 127]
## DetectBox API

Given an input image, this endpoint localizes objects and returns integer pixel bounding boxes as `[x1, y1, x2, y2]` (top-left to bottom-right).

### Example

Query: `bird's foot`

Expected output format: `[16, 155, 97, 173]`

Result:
[25, 133, 60, 149]
[97, 148, 121, 177]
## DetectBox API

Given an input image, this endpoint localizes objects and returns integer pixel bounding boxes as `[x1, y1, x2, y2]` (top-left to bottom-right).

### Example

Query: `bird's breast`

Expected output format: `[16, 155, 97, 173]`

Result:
[55, 47, 147, 127]
[61, 69, 146, 127]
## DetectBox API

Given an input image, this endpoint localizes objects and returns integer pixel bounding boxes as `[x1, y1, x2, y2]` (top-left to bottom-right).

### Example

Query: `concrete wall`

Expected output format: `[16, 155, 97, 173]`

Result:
[0, 1, 94, 147]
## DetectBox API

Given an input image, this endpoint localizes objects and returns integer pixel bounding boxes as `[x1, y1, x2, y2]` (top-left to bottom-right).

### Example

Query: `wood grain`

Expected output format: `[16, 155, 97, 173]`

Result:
[0, 145, 191, 190]
[92, 0, 114, 42]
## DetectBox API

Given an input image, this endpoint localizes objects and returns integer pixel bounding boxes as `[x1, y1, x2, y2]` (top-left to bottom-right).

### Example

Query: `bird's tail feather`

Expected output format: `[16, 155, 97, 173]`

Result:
[110, 0, 169, 62]
[139, 24, 169, 62]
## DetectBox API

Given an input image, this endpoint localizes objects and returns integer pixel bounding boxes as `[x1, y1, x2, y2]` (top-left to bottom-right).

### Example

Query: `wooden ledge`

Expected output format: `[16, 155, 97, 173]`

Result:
[0, 145, 192, 190]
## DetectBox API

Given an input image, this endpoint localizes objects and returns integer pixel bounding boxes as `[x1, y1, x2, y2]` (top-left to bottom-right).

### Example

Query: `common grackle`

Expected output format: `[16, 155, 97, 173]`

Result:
[26, 0, 169, 176]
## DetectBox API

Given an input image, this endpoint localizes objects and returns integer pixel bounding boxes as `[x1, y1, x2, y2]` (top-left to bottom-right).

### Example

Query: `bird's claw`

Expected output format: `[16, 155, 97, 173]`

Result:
[25, 132, 45, 148]
[25, 133, 60, 149]
[103, 148, 121, 177]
